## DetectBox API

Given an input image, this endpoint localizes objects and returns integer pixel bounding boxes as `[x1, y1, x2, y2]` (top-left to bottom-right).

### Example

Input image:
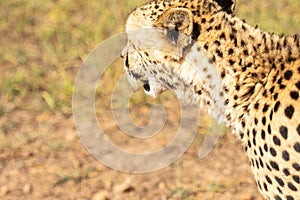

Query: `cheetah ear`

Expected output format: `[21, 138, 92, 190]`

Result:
[155, 8, 194, 36]
[214, 0, 236, 14]
[154, 8, 196, 54]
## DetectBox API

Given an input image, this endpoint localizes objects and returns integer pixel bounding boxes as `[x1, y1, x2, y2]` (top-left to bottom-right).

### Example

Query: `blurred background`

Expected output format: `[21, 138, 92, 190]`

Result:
[0, 0, 299, 199]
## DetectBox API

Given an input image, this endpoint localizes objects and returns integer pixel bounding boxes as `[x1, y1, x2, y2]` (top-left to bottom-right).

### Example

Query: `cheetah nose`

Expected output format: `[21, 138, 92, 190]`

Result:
[143, 83, 151, 92]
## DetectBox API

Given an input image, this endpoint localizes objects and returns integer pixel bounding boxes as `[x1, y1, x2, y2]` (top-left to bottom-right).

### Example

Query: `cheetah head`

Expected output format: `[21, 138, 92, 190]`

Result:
[121, 0, 235, 101]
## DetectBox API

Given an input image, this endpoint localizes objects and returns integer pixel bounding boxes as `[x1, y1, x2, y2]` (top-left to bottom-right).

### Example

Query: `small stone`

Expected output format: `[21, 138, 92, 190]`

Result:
[23, 183, 32, 194]
[113, 178, 133, 194]
[239, 192, 254, 200]
[92, 191, 110, 200]
[158, 182, 165, 190]
[64, 130, 76, 141]
[0, 185, 9, 197]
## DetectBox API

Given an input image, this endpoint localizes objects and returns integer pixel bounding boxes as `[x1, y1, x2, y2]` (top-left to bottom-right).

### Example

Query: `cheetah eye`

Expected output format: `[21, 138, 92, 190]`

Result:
[143, 82, 151, 92]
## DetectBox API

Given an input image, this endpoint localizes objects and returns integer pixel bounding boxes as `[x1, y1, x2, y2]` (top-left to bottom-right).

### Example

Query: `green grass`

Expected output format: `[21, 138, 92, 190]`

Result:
[236, 0, 300, 34]
[0, 0, 147, 116]
[0, 0, 299, 118]
[167, 186, 195, 199]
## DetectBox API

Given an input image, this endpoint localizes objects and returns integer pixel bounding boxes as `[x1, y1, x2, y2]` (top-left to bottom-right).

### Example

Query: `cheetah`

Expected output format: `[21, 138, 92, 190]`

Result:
[121, 0, 300, 199]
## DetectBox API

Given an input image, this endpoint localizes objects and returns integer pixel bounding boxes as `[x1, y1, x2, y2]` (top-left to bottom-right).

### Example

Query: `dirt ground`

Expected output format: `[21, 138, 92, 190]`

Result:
[0, 107, 263, 200]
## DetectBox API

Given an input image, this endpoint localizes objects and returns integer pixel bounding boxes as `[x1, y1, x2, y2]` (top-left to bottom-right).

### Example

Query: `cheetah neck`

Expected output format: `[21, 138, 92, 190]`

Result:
[192, 10, 300, 136]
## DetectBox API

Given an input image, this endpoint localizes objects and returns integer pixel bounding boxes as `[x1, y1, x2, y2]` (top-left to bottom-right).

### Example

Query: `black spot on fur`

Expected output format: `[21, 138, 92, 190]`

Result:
[283, 168, 290, 176]
[284, 70, 293, 80]
[254, 118, 258, 125]
[273, 93, 278, 100]
[296, 81, 300, 90]
[262, 104, 269, 112]
[270, 147, 277, 157]
[274, 195, 282, 200]
[265, 176, 272, 184]
[286, 195, 294, 200]
[273, 136, 281, 146]
[282, 151, 290, 161]
[209, 56, 216, 63]
[279, 126, 288, 139]
[275, 176, 285, 187]
[270, 161, 279, 171]
[288, 182, 298, 191]
[294, 142, 300, 153]
[259, 158, 264, 168]
[290, 91, 299, 100]
[261, 130, 265, 140]
[262, 117, 266, 126]
[229, 59, 235, 65]
[293, 163, 300, 171]
[284, 105, 295, 119]
[277, 187, 283, 194]
[293, 175, 300, 184]
[221, 70, 226, 78]
[220, 32, 226, 39]
[216, 49, 223, 57]
[274, 101, 280, 112]
[268, 124, 272, 134]
[264, 144, 268, 152]
[269, 110, 273, 120]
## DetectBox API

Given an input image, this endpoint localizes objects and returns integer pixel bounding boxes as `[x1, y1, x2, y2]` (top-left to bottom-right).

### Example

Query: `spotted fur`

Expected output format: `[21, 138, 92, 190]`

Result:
[121, 0, 300, 199]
